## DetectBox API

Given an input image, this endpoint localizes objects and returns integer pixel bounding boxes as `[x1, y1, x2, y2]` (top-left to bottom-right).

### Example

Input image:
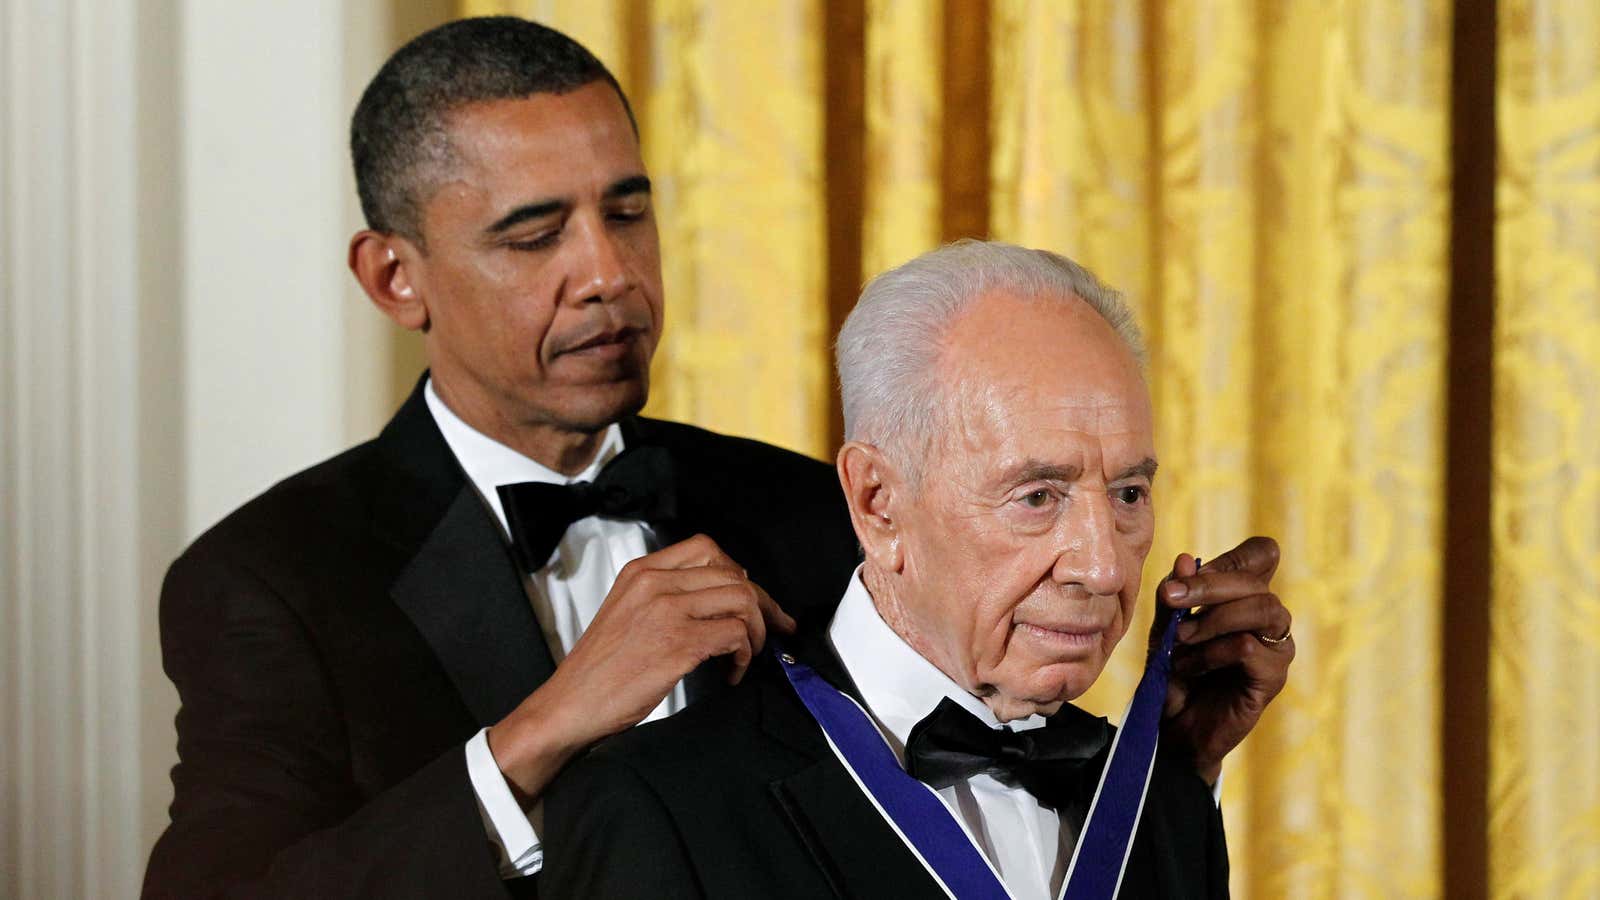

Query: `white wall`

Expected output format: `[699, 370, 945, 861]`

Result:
[179, 0, 352, 533]
[0, 1, 441, 896]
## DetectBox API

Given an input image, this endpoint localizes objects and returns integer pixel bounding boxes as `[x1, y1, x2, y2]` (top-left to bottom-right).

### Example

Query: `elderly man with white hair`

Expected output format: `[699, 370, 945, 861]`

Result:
[541, 241, 1294, 900]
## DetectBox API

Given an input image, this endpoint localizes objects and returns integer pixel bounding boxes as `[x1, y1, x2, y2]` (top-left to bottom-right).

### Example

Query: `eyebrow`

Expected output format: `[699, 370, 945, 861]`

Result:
[604, 174, 652, 200]
[999, 456, 1158, 488]
[1112, 458, 1159, 482]
[483, 175, 653, 236]
[485, 199, 563, 236]
[1002, 460, 1083, 485]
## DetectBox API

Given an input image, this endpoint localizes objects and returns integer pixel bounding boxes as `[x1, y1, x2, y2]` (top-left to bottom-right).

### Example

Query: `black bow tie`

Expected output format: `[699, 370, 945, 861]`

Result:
[496, 445, 677, 570]
[904, 696, 1112, 811]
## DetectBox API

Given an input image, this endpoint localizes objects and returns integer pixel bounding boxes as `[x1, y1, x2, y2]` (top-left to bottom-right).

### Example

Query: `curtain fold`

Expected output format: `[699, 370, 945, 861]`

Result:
[1245, 7, 1450, 896]
[988, 4, 1449, 895]
[1493, 1, 1600, 895]
[862, 0, 942, 277]
[635, 1, 831, 459]
[457, 2, 1599, 895]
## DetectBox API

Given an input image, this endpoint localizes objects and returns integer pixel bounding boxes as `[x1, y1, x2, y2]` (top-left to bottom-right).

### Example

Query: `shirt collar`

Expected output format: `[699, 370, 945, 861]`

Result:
[826, 566, 1045, 764]
[424, 376, 625, 535]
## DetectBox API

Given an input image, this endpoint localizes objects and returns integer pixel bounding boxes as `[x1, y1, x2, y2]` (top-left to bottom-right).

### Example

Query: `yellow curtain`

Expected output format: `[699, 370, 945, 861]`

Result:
[862, 1, 942, 277]
[991, 4, 1450, 895]
[1494, 1, 1600, 896]
[458, 1, 1600, 896]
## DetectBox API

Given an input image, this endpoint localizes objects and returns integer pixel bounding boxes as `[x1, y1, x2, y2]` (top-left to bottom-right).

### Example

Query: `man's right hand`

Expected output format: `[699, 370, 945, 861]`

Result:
[485, 534, 795, 805]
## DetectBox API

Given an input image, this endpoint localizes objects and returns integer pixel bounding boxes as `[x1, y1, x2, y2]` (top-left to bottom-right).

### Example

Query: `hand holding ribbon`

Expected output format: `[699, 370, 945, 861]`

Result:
[1154, 537, 1295, 785]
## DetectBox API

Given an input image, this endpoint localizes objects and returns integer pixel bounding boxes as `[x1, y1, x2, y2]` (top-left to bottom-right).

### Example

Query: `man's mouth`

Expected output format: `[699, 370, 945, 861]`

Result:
[559, 328, 638, 359]
[1014, 622, 1104, 650]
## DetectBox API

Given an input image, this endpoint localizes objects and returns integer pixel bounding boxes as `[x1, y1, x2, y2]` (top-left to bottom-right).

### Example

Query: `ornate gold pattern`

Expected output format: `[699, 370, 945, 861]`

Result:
[862, 0, 943, 278]
[1494, 2, 1600, 896]
[459, 3, 1600, 895]
[992, 6, 1450, 892]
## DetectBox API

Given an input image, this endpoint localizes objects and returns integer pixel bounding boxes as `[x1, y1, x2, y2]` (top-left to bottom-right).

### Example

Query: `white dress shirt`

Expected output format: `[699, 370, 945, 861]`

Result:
[424, 379, 686, 879]
[826, 569, 1225, 898]
[827, 567, 1075, 900]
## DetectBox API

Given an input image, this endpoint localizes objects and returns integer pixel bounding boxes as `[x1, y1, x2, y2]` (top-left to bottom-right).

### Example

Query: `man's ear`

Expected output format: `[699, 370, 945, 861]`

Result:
[837, 441, 906, 573]
[349, 230, 429, 331]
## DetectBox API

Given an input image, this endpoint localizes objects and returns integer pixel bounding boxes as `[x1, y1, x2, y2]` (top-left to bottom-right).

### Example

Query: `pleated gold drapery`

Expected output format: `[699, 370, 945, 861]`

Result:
[458, 2, 1599, 896]
[989, 4, 1450, 896]
[1494, 1, 1600, 895]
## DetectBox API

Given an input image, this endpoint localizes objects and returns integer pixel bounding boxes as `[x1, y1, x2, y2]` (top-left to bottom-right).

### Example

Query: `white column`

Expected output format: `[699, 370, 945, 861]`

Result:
[0, 1, 406, 897]
[2, 0, 161, 895]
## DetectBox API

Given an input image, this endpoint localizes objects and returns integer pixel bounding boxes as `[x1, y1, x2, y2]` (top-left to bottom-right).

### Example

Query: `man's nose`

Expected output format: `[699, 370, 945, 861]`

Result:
[1053, 493, 1124, 596]
[567, 215, 631, 305]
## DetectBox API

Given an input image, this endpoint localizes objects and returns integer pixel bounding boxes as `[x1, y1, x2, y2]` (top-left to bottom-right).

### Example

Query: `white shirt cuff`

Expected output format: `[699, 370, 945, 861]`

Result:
[465, 727, 544, 878]
[1210, 769, 1224, 807]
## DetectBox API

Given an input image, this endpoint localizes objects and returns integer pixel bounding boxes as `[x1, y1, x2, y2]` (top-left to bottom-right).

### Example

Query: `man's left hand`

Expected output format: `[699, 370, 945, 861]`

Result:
[1153, 536, 1294, 785]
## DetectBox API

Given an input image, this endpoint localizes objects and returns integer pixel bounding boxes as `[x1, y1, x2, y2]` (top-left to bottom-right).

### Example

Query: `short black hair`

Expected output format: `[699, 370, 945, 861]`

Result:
[350, 16, 634, 242]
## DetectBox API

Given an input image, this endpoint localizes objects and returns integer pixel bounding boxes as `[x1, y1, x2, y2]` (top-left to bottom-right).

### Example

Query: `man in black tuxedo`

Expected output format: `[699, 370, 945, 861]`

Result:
[541, 242, 1296, 899]
[143, 17, 859, 899]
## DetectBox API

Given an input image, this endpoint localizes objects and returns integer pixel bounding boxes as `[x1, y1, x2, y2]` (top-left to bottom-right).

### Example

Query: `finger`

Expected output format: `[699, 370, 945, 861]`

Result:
[1171, 635, 1249, 678]
[1150, 553, 1201, 645]
[1175, 593, 1289, 645]
[1201, 536, 1280, 579]
[1155, 553, 1199, 594]
[1163, 570, 1275, 609]
[753, 584, 797, 634]
[1163, 677, 1189, 719]
[609, 562, 747, 610]
[630, 533, 739, 573]
[665, 570, 795, 634]
[676, 583, 767, 661]
[1172, 631, 1291, 681]
[687, 617, 753, 685]
[650, 564, 750, 595]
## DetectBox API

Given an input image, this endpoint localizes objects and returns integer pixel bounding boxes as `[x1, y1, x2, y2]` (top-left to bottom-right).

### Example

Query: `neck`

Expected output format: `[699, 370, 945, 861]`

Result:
[860, 564, 965, 695]
[431, 376, 609, 476]
[859, 564, 1052, 723]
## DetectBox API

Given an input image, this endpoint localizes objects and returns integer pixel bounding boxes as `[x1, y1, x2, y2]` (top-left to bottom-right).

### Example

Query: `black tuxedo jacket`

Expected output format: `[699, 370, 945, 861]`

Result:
[541, 631, 1229, 899]
[142, 378, 859, 899]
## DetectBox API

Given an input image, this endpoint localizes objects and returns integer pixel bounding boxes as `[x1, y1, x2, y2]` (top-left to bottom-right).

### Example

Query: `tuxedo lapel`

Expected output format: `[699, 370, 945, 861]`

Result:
[391, 487, 556, 727]
[372, 376, 556, 728]
[769, 759, 947, 900]
[758, 635, 948, 900]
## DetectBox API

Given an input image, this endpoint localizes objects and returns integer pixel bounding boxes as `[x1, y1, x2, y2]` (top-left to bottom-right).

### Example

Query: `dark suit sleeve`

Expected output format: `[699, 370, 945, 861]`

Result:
[540, 750, 702, 900]
[142, 551, 508, 899]
[1206, 788, 1230, 899]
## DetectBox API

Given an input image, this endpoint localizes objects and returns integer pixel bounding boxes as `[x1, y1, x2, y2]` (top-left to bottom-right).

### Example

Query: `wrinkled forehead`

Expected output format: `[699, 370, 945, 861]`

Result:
[934, 291, 1154, 467]
[938, 371, 1155, 469]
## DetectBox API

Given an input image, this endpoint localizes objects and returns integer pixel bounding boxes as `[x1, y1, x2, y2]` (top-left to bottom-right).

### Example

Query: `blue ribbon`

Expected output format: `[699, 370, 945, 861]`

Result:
[1060, 607, 1183, 897]
[776, 608, 1185, 900]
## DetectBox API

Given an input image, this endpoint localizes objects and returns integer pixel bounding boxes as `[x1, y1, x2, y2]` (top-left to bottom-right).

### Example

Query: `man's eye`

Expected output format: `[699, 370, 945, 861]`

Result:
[1021, 489, 1053, 509]
[507, 232, 559, 251]
[1115, 485, 1147, 505]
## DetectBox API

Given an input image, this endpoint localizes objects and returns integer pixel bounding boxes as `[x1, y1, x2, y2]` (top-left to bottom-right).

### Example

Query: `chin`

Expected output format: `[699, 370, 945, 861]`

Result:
[1028, 659, 1105, 705]
[546, 379, 649, 432]
[979, 663, 1097, 722]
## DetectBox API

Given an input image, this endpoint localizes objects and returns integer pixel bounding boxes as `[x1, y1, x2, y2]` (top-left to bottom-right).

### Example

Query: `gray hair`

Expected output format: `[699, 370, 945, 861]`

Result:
[835, 240, 1144, 477]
